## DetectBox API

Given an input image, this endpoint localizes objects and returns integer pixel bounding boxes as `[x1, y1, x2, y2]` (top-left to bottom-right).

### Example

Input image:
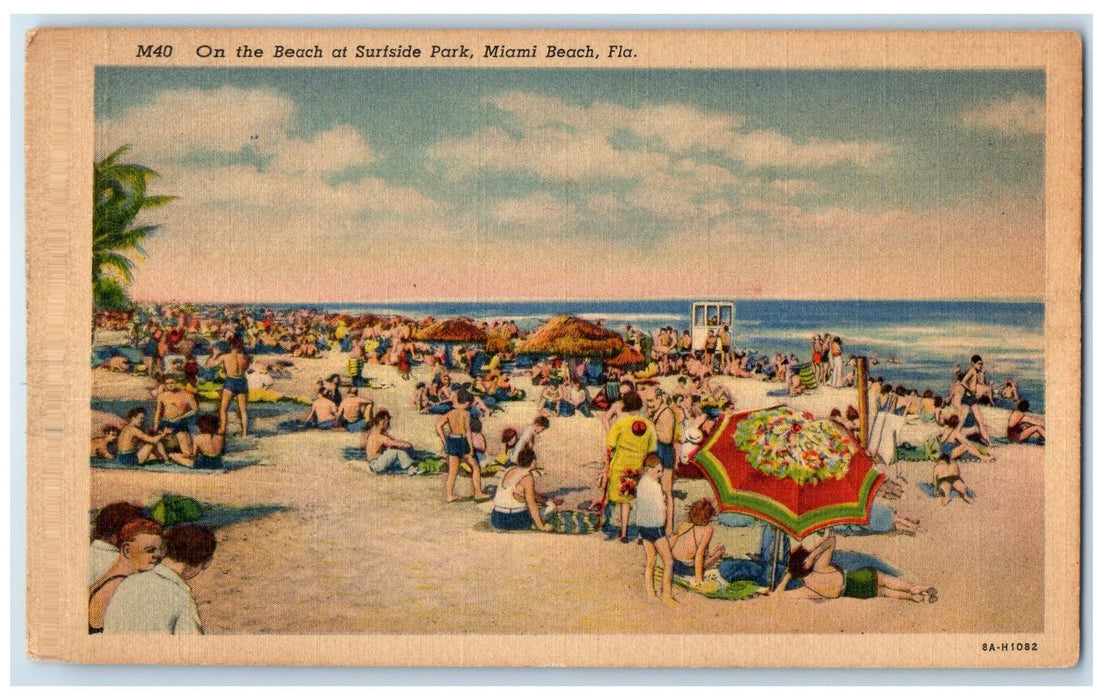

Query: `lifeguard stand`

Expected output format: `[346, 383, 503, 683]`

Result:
[691, 301, 734, 351]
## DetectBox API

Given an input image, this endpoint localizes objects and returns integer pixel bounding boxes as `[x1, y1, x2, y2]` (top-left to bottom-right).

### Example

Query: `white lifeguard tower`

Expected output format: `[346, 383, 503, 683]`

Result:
[690, 301, 734, 351]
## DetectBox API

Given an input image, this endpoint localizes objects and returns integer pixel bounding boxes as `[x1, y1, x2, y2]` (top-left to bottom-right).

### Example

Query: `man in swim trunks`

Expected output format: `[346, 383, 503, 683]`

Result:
[337, 387, 374, 432]
[437, 391, 486, 502]
[640, 382, 678, 532]
[154, 375, 198, 457]
[961, 355, 995, 405]
[116, 408, 170, 466]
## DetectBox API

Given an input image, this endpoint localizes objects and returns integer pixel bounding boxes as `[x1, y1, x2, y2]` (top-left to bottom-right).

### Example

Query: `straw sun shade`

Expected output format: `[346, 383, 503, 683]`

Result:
[516, 315, 625, 357]
[414, 317, 488, 344]
[607, 345, 646, 368]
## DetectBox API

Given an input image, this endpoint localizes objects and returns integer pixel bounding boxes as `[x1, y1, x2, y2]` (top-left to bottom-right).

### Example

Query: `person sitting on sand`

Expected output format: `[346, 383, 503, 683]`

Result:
[668, 499, 727, 587]
[104, 524, 217, 634]
[490, 446, 553, 532]
[89, 502, 145, 584]
[337, 387, 374, 433]
[90, 425, 120, 459]
[438, 391, 486, 502]
[937, 414, 994, 462]
[1000, 378, 1020, 403]
[1007, 399, 1046, 444]
[154, 375, 198, 458]
[116, 408, 170, 466]
[168, 414, 226, 470]
[361, 409, 419, 475]
[768, 534, 936, 603]
[88, 518, 164, 634]
[302, 388, 340, 429]
[539, 380, 563, 419]
[933, 455, 974, 505]
[636, 454, 676, 604]
[510, 414, 550, 464]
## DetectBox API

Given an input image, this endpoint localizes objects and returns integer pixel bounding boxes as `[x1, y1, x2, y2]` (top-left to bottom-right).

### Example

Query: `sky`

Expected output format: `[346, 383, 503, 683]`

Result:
[94, 67, 1046, 303]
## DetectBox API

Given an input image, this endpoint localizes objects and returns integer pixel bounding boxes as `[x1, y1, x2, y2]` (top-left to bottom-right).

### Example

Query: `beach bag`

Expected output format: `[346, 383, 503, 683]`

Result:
[149, 494, 203, 526]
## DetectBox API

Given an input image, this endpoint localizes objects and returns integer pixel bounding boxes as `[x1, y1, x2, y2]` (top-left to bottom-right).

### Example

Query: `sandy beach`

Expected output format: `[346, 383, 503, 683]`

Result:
[90, 346, 1045, 636]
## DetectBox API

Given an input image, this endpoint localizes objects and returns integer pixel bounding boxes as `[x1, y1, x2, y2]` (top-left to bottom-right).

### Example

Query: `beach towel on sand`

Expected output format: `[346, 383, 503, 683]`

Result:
[653, 567, 761, 601]
[91, 456, 260, 473]
[918, 482, 977, 501]
[796, 363, 817, 390]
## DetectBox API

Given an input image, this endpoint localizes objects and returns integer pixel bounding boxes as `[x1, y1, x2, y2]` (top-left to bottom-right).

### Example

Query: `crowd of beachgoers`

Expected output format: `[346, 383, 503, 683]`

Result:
[88, 304, 1045, 631]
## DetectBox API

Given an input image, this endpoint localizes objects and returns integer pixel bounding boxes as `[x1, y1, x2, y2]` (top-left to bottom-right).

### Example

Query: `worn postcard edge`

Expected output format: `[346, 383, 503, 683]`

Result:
[23, 27, 1083, 668]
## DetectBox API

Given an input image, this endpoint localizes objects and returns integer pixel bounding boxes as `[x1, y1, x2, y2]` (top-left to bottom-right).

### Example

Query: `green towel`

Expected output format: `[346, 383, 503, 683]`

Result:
[654, 568, 762, 601]
[797, 363, 817, 390]
[545, 510, 600, 534]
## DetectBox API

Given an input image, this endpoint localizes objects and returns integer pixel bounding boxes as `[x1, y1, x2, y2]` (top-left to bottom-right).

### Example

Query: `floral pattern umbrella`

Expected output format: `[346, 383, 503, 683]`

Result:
[691, 405, 883, 540]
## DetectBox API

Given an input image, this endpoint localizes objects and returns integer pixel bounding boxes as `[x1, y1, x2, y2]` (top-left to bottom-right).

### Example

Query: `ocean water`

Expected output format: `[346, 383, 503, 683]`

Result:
[243, 298, 1046, 412]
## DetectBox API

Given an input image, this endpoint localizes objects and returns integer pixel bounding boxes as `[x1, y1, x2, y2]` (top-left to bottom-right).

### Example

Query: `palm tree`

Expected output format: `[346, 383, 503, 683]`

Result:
[92, 145, 175, 310]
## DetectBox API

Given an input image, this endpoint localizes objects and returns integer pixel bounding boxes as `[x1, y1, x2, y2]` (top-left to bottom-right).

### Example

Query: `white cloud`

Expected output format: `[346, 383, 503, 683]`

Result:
[271, 125, 377, 176]
[728, 130, 893, 169]
[491, 193, 577, 227]
[961, 93, 1045, 135]
[96, 87, 299, 162]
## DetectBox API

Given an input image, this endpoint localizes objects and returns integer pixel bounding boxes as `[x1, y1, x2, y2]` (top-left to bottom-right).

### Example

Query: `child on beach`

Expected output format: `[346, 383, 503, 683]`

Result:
[636, 454, 676, 604]
[90, 426, 120, 459]
[437, 391, 487, 502]
[933, 455, 974, 505]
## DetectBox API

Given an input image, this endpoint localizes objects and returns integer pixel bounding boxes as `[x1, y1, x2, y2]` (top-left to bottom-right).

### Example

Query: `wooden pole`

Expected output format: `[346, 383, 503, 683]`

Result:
[857, 356, 869, 448]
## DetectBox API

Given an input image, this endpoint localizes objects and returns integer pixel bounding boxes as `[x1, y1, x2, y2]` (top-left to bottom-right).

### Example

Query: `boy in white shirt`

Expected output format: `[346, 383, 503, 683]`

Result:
[636, 454, 676, 604]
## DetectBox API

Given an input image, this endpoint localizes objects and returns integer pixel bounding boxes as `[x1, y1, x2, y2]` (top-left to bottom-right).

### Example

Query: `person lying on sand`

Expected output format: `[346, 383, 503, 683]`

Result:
[766, 534, 936, 603]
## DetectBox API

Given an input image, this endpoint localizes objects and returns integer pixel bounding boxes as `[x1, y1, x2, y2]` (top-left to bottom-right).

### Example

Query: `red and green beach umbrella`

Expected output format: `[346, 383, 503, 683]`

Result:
[690, 406, 883, 540]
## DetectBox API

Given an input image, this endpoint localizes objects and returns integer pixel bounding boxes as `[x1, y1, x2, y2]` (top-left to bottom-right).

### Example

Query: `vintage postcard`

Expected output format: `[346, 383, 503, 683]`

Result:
[24, 28, 1082, 667]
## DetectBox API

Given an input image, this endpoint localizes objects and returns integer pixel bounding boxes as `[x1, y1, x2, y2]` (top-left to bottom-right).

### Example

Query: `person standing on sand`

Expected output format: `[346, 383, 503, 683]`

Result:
[636, 454, 677, 604]
[438, 391, 487, 502]
[641, 382, 678, 533]
[828, 335, 845, 388]
[600, 391, 656, 543]
[205, 334, 250, 437]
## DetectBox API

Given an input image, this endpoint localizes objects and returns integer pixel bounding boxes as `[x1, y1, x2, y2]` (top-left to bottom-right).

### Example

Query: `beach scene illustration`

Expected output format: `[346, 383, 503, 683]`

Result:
[87, 65, 1049, 638]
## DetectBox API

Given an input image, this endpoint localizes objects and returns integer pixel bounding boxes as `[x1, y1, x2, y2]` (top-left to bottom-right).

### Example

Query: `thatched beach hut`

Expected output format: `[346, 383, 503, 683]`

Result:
[516, 315, 625, 357]
[414, 317, 488, 344]
[607, 345, 646, 368]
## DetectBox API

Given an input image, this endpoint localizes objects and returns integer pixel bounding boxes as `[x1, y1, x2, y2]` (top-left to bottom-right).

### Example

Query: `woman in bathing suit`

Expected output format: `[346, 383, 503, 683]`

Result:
[1007, 400, 1045, 444]
[207, 334, 251, 436]
[490, 446, 553, 531]
[168, 414, 226, 470]
[668, 499, 727, 585]
[88, 518, 164, 633]
[766, 534, 936, 602]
